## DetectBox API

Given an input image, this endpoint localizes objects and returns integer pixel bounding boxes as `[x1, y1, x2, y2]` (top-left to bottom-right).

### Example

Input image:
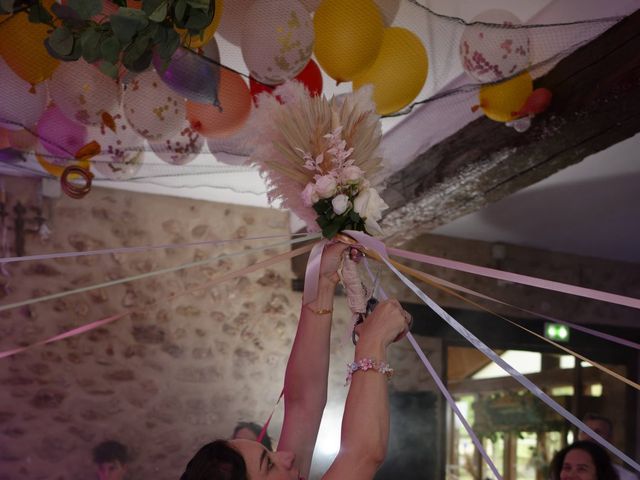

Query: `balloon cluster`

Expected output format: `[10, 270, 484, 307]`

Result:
[460, 9, 552, 130]
[0, 0, 433, 192]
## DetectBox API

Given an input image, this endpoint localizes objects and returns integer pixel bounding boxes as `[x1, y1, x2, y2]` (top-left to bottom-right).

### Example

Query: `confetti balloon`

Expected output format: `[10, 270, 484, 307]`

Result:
[123, 69, 187, 142]
[150, 125, 204, 165]
[89, 112, 144, 180]
[48, 60, 121, 126]
[217, 0, 254, 46]
[37, 105, 88, 160]
[0, 57, 47, 130]
[241, 0, 314, 85]
[459, 10, 530, 82]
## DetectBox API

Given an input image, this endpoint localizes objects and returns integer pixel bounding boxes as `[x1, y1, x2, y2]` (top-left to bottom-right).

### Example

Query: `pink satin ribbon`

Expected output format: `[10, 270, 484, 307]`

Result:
[387, 247, 640, 310]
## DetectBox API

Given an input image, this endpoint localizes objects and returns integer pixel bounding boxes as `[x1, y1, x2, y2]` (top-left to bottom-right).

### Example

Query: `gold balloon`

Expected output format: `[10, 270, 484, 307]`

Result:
[478, 72, 533, 122]
[178, 0, 224, 49]
[314, 0, 384, 82]
[353, 27, 428, 115]
[0, 11, 59, 85]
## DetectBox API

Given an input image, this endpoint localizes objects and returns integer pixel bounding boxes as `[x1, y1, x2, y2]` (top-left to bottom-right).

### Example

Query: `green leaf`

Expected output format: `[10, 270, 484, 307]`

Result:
[99, 60, 119, 79]
[48, 26, 75, 56]
[68, 0, 103, 21]
[184, 8, 210, 30]
[81, 27, 103, 63]
[100, 36, 122, 64]
[110, 8, 149, 44]
[173, 0, 187, 25]
[186, 0, 211, 11]
[148, 1, 167, 22]
[156, 27, 180, 61]
[122, 33, 153, 71]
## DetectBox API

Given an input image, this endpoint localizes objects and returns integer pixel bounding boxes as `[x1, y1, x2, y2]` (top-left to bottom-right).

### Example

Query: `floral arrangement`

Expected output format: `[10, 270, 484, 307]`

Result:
[249, 81, 388, 238]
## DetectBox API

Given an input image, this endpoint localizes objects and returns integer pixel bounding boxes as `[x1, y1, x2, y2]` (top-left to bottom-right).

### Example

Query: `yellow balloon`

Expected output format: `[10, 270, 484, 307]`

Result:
[314, 0, 384, 82]
[0, 11, 59, 85]
[178, 0, 224, 49]
[353, 27, 428, 115]
[478, 72, 533, 122]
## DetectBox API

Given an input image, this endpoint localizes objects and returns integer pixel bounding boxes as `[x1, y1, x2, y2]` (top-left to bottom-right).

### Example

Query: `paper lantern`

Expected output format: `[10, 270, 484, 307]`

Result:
[314, 0, 384, 82]
[241, 0, 314, 85]
[49, 60, 121, 126]
[353, 27, 428, 115]
[123, 69, 187, 142]
[0, 57, 47, 131]
[460, 10, 530, 83]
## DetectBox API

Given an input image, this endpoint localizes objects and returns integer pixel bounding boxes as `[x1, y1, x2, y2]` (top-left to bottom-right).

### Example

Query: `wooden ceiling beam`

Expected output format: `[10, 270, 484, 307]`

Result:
[381, 10, 640, 245]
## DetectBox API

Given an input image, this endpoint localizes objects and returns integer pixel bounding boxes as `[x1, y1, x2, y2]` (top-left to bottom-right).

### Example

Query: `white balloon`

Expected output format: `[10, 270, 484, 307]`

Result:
[48, 59, 121, 126]
[123, 69, 186, 142]
[459, 10, 530, 83]
[0, 57, 47, 130]
[241, 0, 314, 85]
[218, 0, 254, 46]
[150, 125, 204, 165]
[89, 111, 144, 180]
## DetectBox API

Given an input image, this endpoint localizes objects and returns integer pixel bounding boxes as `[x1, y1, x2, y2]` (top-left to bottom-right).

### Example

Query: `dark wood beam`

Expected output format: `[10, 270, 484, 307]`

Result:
[381, 9, 640, 244]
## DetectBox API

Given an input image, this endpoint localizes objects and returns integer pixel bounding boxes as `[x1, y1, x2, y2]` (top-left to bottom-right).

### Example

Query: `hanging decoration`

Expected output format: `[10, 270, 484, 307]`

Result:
[0, 57, 48, 131]
[48, 59, 121, 126]
[149, 124, 204, 165]
[250, 82, 386, 238]
[186, 68, 252, 138]
[122, 69, 187, 141]
[250, 59, 323, 103]
[313, 0, 385, 82]
[459, 9, 530, 83]
[473, 71, 533, 123]
[241, 0, 314, 86]
[352, 26, 428, 115]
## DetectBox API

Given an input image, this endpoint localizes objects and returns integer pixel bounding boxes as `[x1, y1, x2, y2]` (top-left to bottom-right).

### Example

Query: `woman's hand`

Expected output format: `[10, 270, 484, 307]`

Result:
[355, 299, 411, 348]
[319, 239, 358, 285]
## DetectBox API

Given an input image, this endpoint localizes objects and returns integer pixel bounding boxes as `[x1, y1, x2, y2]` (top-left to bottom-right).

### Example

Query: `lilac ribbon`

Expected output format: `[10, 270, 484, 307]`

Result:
[352, 232, 503, 479]
[348, 231, 640, 474]
[388, 247, 640, 311]
[303, 240, 328, 304]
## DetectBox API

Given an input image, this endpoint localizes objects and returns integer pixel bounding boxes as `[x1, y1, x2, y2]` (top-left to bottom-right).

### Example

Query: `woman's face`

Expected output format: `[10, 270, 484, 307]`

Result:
[230, 439, 301, 480]
[560, 448, 597, 480]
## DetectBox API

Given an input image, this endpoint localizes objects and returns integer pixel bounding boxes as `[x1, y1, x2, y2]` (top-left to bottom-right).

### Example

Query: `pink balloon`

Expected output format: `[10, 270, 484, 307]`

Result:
[37, 105, 88, 160]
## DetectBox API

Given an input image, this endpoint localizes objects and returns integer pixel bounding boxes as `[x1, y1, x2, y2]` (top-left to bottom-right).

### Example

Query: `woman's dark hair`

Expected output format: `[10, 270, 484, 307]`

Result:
[549, 440, 619, 480]
[232, 421, 273, 451]
[92, 440, 129, 465]
[180, 440, 247, 480]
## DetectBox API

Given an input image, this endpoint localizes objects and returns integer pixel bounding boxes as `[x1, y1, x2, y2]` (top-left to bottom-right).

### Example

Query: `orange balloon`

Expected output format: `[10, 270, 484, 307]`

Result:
[0, 11, 59, 84]
[126, 0, 143, 9]
[186, 69, 252, 138]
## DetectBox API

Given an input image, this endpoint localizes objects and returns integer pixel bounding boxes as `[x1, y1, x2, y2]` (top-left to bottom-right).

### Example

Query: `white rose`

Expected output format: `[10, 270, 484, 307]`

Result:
[331, 194, 350, 215]
[314, 175, 338, 199]
[340, 165, 364, 184]
[301, 182, 319, 207]
[353, 188, 388, 221]
[353, 188, 388, 235]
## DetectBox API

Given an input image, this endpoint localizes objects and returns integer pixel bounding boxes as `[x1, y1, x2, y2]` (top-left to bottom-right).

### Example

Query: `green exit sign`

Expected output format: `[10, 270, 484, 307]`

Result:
[545, 323, 570, 342]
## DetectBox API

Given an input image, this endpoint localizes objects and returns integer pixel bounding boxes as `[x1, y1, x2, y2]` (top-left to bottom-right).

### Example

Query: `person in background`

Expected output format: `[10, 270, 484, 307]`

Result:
[578, 413, 638, 480]
[93, 440, 129, 480]
[232, 421, 273, 451]
[549, 440, 619, 480]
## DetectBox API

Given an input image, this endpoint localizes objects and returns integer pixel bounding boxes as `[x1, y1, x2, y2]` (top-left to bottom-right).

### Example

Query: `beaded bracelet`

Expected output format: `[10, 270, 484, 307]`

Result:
[345, 357, 394, 385]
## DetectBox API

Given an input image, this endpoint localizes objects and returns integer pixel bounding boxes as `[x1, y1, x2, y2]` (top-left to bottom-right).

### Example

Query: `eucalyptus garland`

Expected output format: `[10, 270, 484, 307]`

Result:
[0, 0, 216, 78]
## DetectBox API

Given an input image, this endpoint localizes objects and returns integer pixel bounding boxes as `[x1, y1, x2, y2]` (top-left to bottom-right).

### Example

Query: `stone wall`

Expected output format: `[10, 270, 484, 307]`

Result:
[0, 177, 442, 480]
